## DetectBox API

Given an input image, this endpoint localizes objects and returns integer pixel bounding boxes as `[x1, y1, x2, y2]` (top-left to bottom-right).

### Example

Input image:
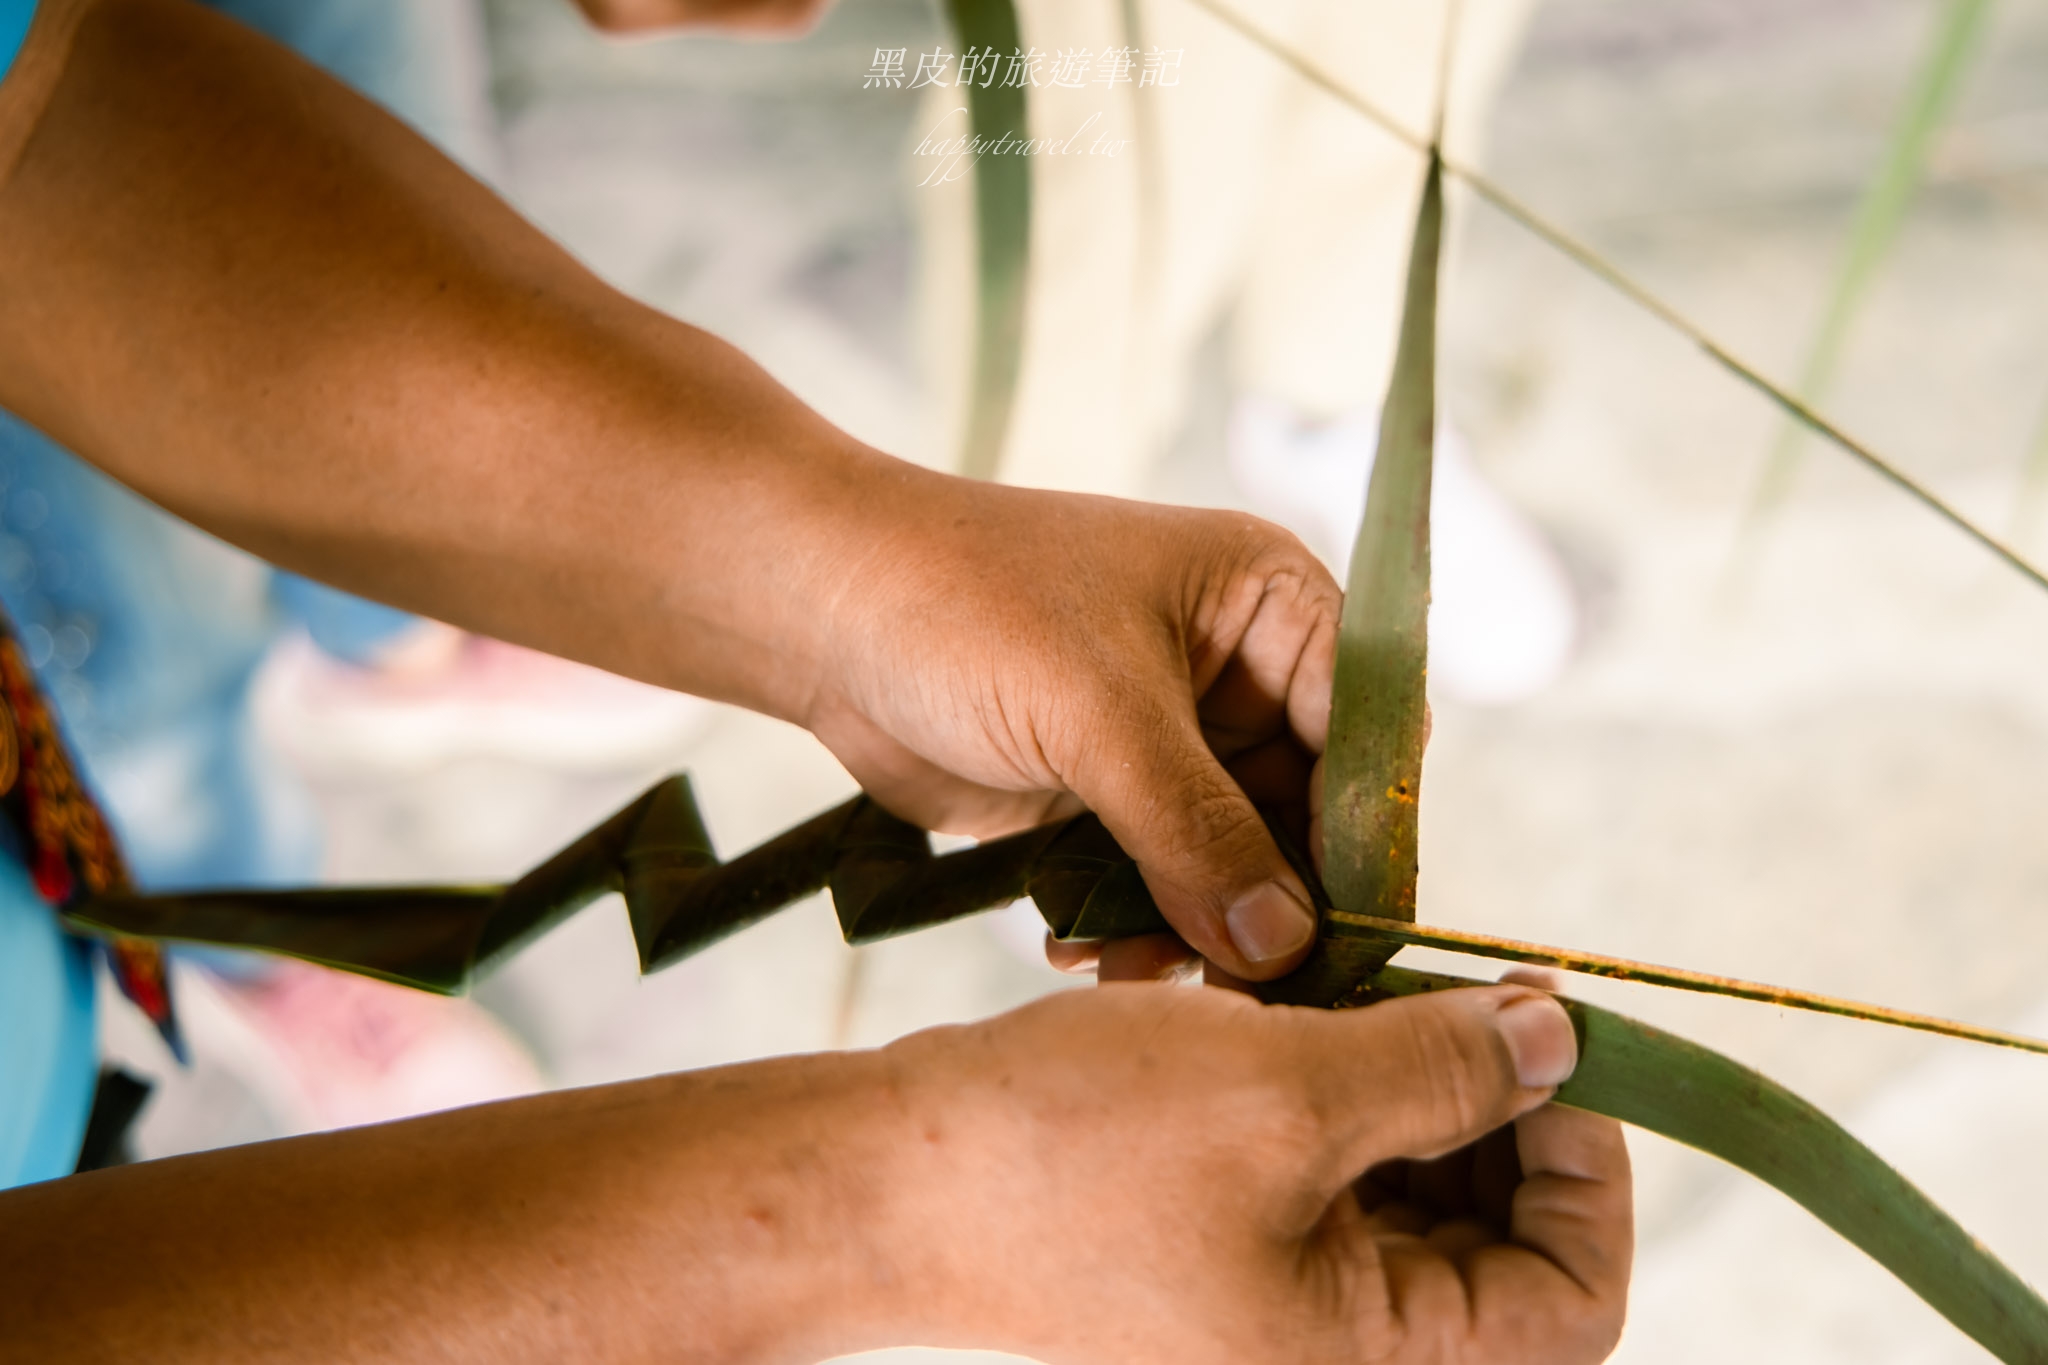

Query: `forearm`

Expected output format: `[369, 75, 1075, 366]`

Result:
[0, 1051, 932, 1364]
[0, 0, 894, 719]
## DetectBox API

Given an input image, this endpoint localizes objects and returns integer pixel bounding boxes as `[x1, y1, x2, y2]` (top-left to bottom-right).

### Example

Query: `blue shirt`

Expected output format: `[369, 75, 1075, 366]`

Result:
[0, 0, 95, 1191]
[0, 1, 31, 83]
[0, 858, 96, 1188]
[0, 0, 480, 1187]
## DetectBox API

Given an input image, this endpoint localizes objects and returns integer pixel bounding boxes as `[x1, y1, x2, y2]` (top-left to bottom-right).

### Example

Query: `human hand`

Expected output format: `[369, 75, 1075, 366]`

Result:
[879, 975, 1631, 1364]
[800, 466, 1338, 981]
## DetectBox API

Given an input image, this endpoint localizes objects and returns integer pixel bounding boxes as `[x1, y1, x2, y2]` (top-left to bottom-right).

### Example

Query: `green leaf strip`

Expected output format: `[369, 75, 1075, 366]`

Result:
[947, 0, 1032, 481]
[67, 786, 2047, 1057]
[1367, 965, 2048, 1365]
[1177, 0, 2048, 597]
[62, 886, 505, 995]
[1321, 152, 1439, 931]
[1327, 909, 2048, 1056]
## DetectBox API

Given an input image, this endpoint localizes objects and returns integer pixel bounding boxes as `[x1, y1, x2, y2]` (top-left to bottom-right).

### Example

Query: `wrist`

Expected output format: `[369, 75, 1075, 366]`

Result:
[722, 444, 967, 732]
[670, 1041, 996, 1364]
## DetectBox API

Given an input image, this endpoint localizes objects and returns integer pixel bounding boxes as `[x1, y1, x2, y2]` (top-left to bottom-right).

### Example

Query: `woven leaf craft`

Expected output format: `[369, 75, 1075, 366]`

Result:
[66, 2, 2048, 1359]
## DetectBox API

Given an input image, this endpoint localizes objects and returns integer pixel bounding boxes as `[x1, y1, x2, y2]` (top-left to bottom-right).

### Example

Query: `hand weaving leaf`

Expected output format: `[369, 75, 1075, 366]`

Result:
[59, 5, 2048, 1359]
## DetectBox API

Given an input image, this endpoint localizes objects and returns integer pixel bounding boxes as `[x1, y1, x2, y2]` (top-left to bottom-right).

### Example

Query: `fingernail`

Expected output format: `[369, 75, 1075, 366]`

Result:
[1496, 995, 1577, 1089]
[1224, 881, 1317, 964]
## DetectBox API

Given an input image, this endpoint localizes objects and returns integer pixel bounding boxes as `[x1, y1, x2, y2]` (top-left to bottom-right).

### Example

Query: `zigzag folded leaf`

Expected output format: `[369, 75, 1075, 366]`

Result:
[62, 777, 1169, 996]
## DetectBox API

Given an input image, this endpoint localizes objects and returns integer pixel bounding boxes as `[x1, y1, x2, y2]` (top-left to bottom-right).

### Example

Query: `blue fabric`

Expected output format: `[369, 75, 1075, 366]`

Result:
[0, 858, 97, 1189]
[0, 1, 32, 88]
[0, 0, 500, 1184]
[0, 410, 323, 890]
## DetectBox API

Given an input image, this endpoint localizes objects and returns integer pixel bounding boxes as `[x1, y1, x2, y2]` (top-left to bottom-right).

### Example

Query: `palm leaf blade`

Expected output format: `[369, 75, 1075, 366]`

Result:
[1321, 153, 1441, 925]
[1370, 965, 2048, 1364]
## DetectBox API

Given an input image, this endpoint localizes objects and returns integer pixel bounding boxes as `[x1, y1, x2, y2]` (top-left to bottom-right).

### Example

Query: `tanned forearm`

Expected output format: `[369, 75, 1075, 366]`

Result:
[0, 981, 1626, 1365]
[0, 1052, 936, 1364]
[0, 0, 888, 722]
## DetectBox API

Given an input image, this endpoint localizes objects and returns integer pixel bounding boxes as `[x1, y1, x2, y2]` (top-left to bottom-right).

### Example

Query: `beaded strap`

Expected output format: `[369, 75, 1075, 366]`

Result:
[0, 623, 182, 1060]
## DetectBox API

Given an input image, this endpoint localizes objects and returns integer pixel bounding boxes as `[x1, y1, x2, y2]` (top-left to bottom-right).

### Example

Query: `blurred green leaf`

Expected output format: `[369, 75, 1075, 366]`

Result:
[1735, 0, 1993, 551]
[948, 0, 1031, 481]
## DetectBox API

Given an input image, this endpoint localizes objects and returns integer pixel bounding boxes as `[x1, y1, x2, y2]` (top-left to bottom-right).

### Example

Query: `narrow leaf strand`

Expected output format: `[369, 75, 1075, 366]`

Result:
[1330, 910, 2048, 1056]
[1179, 0, 2048, 597]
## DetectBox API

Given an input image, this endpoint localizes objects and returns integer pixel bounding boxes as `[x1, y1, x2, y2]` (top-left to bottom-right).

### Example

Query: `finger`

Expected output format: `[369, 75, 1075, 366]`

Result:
[1184, 535, 1339, 760]
[1424, 1218, 1507, 1263]
[1191, 651, 1294, 760]
[1096, 933, 1199, 983]
[1066, 689, 1318, 980]
[1509, 1103, 1634, 1304]
[1217, 734, 1314, 812]
[1044, 936, 1100, 974]
[1297, 986, 1579, 1182]
[1451, 1104, 1633, 1363]
[1500, 966, 1565, 993]
[1471, 1123, 1524, 1230]
[1201, 960, 1260, 996]
[836, 725, 1076, 840]
[1258, 596, 1335, 791]
[1360, 1201, 1433, 1238]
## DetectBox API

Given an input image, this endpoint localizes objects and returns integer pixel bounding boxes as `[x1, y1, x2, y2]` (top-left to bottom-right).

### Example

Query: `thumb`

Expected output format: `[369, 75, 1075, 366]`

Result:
[1067, 692, 1319, 981]
[1302, 986, 1580, 1174]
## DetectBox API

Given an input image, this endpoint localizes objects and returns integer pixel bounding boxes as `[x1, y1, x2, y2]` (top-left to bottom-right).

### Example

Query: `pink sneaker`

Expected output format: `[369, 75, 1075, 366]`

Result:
[212, 960, 542, 1131]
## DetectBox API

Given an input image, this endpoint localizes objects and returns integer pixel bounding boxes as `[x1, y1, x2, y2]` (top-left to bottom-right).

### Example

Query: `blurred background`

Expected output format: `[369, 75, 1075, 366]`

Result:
[78, 0, 2048, 1360]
